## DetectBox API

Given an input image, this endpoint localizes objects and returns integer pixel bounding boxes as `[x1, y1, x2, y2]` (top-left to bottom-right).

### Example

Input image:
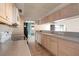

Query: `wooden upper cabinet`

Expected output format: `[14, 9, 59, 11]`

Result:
[40, 4, 79, 24]
[0, 3, 10, 25]
[11, 4, 16, 24]
[0, 3, 6, 19]
[12, 4, 20, 25]
[60, 4, 79, 19]
[5, 3, 13, 24]
[0, 3, 19, 25]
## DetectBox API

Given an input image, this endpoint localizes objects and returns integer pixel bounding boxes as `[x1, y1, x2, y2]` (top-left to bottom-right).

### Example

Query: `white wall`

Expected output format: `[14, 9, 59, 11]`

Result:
[35, 15, 79, 32]
[54, 15, 79, 32]
[35, 23, 51, 31]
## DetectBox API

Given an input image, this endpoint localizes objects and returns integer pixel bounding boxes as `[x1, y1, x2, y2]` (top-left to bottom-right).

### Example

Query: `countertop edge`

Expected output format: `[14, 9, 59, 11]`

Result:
[37, 31, 79, 43]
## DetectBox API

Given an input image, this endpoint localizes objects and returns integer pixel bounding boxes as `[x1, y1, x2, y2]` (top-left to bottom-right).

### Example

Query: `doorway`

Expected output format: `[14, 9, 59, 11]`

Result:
[24, 21, 35, 42]
[24, 22, 28, 39]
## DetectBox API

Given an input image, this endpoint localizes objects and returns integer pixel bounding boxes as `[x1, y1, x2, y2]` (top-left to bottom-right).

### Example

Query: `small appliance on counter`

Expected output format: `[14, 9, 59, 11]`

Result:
[0, 31, 12, 43]
[50, 25, 55, 32]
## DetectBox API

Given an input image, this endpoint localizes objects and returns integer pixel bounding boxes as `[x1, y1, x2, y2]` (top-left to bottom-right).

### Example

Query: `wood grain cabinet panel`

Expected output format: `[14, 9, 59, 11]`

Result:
[72, 42, 79, 55]
[36, 32, 42, 44]
[41, 34, 47, 47]
[58, 39, 79, 56]
[40, 34, 58, 55]
[48, 36, 58, 55]
[40, 4, 79, 24]
[0, 3, 6, 19]
[37, 32, 79, 56]
[0, 3, 17, 25]
[0, 3, 20, 25]
[59, 4, 79, 19]
[0, 3, 10, 24]
[6, 3, 13, 24]
[55, 4, 79, 20]
[41, 34, 48, 48]
[45, 35, 51, 49]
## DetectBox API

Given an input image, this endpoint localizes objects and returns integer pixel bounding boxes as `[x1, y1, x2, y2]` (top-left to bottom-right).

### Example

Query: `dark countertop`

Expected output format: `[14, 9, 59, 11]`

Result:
[36, 31, 79, 43]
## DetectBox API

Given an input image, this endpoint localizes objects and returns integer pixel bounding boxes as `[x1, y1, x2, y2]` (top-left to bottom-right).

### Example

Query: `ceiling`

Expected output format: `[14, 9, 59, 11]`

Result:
[15, 3, 69, 21]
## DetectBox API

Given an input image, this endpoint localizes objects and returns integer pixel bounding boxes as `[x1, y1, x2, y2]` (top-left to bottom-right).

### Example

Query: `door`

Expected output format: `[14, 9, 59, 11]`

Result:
[6, 3, 13, 24]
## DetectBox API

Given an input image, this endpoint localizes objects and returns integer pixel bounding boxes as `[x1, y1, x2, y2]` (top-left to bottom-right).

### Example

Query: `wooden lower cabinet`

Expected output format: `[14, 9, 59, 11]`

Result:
[58, 39, 73, 56]
[38, 33, 79, 56]
[48, 36, 58, 55]
[58, 39, 79, 56]
[41, 34, 47, 47]
[41, 34, 58, 56]
[36, 32, 41, 44]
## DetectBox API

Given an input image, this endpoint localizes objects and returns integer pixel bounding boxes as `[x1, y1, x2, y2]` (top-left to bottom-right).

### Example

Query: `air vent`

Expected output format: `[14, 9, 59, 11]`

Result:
[18, 9, 22, 13]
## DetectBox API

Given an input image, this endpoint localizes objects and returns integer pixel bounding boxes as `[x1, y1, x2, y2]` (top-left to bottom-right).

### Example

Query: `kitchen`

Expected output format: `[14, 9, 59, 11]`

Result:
[35, 15, 79, 56]
[0, 3, 79, 56]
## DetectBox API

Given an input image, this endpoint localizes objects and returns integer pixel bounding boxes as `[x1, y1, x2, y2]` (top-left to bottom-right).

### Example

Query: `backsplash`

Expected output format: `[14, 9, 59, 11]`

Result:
[41, 30, 79, 38]
[0, 24, 12, 32]
[51, 31, 79, 38]
[0, 24, 12, 43]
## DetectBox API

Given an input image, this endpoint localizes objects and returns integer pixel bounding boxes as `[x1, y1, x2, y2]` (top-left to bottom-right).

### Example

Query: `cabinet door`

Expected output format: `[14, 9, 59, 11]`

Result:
[41, 34, 58, 56]
[41, 34, 46, 46]
[41, 34, 48, 48]
[6, 3, 13, 24]
[58, 39, 74, 56]
[12, 4, 19, 24]
[36, 32, 42, 44]
[12, 4, 17, 23]
[60, 4, 79, 19]
[58, 39, 79, 56]
[48, 36, 58, 55]
[0, 3, 6, 19]
[45, 35, 50, 49]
